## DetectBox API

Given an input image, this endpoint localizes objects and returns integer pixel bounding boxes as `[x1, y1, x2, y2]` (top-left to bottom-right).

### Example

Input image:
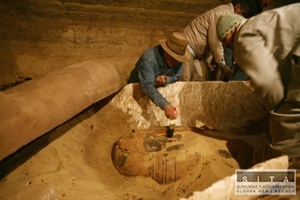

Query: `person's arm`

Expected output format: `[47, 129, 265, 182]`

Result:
[235, 32, 284, 111]
[224, 46, 234, 66]
[207, 12, 225, 64]
[208, 12, 233, 78]
[205, 51, 216, 71]
[165, 64, 183, 85]
[220, 47, 234, 78]
[138, 58, 170, 110]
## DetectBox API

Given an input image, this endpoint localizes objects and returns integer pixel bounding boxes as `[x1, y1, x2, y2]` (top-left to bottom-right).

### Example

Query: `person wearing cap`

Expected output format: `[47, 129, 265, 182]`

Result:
[220, 0, 273, 82]
[180, 0, 251, 82]
[128, 32, 191, 120]
[216, 3, 300, 164]
[219, 0, 273, 82]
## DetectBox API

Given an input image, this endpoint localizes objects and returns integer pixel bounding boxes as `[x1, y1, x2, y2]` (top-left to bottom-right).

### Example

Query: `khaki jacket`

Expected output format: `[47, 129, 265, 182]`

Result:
[183, 3, 234, 63]
[234, 3, 300, 111]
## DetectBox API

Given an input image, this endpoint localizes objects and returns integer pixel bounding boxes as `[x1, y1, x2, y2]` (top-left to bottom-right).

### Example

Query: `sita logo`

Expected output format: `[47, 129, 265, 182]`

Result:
[235, 169, 296, 195]
[236, 170, 296, 183]
[241, 175, 291, 182]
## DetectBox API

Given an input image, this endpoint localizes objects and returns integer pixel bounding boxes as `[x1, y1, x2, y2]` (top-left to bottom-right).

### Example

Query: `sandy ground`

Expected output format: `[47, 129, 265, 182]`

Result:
[1, 82, 299, 200]
[0, 1, 299, 199]
[0, 93, 259, 200]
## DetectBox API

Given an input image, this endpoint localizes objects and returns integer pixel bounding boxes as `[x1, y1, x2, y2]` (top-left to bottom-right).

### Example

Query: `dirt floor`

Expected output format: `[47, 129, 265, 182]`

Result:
[1, 91, 298, 200]
[1, 1, 300, 199]
[0, 94, 260, 200]
[0, 81, 299, 200]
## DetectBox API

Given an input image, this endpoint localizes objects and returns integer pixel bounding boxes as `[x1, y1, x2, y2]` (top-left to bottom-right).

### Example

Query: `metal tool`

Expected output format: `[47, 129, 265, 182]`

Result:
[167, 107, 176, 138]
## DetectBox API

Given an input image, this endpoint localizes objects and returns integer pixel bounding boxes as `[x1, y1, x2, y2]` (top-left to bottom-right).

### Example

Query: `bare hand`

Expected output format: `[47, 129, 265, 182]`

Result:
[206, 63, 215, 71]
[222, 65, 233, 78]
[156, 75, 169, 86]
[164, 105, 177, 120]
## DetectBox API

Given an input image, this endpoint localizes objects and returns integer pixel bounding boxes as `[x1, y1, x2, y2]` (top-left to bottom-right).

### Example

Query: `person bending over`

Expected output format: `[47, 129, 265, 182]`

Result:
[216, 4, 300, 164]
[180, 0, 251, 81]
[128, 32, 191, 120]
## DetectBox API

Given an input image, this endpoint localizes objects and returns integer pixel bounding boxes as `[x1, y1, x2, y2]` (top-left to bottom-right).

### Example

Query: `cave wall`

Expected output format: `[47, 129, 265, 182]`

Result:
[0, 0, 298, 89]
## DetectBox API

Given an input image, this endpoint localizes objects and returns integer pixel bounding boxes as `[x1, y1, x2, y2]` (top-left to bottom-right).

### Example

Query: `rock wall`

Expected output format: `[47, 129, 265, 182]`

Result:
[111, 82, 269, 134]
[0, 0, 221, 87]
[0, 0, 297, 88]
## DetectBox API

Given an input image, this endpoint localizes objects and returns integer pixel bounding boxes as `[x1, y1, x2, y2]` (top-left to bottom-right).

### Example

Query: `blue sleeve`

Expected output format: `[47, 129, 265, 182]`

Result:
[138, 58, 169, 110]
[224, 47, 234, 67]
[165, 64, 182, 85]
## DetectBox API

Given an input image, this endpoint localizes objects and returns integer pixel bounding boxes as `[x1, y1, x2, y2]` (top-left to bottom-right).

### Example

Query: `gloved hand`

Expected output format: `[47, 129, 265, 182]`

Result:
[222, 65, 233, 78]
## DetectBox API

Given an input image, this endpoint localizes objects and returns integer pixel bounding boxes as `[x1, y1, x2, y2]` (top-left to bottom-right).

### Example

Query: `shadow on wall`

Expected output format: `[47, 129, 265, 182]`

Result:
[0, 93, 117, 180]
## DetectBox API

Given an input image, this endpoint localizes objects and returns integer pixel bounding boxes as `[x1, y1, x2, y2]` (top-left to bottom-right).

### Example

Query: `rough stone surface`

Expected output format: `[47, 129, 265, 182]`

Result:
[181, 156, 289, 200]
[0, 1, 299, 199]
[111, 81, 269, 134]
[0, 0, 296, 88]
[111, 81, 271, 186]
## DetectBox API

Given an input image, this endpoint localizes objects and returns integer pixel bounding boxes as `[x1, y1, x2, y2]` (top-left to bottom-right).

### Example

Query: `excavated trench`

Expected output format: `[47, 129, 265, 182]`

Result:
[0, 76, 296, 199]
[109, 82, 268, 182]
[0, 78, 282, 200]
[0, 1, 299, 199]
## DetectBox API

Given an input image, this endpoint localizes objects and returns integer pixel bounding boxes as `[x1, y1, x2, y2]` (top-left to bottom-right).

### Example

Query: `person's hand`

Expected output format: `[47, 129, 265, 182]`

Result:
[156, 75, 169, 86]
[164, 105, 177, 120]
[206, 63, 215, 71]
[222, 65, 233, 78]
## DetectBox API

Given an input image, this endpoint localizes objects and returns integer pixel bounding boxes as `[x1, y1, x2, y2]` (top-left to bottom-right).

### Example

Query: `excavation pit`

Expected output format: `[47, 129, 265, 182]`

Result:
[112, 127, 203, 185]
[1, 81, 292, 199]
